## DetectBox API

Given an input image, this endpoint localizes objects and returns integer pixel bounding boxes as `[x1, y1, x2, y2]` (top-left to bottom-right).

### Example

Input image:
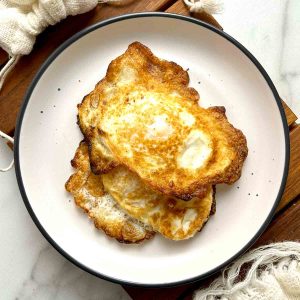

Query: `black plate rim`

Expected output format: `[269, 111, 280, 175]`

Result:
[14, 12, 290, 288]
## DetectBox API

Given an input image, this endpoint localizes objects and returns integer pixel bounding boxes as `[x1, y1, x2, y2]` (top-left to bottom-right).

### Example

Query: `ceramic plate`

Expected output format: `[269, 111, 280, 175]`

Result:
[14, 13, 289, 286]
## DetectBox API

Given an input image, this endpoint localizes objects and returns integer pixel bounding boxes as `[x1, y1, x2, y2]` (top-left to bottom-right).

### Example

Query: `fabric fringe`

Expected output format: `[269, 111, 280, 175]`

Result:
[194, 242, 300, 300]
[0, 55, 20, 91]
[183, 0, 223, 14]
[0, 56, 19, 172]
[0, 130, 14, 172]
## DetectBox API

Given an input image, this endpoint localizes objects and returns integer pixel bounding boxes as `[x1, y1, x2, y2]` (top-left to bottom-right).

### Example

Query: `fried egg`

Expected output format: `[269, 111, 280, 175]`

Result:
[65, 142, 154, 243]
[102, 166, 215, 240]
[78, 42, 248, 200]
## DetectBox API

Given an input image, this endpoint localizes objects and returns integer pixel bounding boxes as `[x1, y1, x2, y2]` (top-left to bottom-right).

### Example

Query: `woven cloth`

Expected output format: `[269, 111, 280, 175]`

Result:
[0, 0, 98, 56]
[0, 0, 103, 98]
[194, 242, 300, 300]
[183, 0, 223, 14]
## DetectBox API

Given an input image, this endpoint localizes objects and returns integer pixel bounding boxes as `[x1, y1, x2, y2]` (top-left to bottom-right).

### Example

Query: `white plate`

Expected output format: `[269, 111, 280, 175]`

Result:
[14, 13, 289, 286]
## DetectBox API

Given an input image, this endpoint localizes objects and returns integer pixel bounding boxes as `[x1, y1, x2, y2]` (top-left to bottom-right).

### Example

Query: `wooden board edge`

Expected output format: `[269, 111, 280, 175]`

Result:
[281, 100, 298, 126]
[166, 0, 223, 30]
[277, 124, 300, 212]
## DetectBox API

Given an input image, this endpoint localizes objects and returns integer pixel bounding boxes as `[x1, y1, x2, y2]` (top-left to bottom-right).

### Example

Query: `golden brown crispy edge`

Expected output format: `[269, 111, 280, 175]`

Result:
[153, 106, 247, 200]
[207, 106, 248, 184]
[65, 141, 155, 244]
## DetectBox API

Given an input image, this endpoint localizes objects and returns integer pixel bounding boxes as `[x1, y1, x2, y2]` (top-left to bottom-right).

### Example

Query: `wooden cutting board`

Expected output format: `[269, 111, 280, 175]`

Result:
[0, 1, 299, 299]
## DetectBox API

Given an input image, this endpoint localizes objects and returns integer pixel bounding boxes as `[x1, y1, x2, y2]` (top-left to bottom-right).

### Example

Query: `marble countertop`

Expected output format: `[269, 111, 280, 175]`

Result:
[217, 0, 300, 117]
[0, 1, 299, 299]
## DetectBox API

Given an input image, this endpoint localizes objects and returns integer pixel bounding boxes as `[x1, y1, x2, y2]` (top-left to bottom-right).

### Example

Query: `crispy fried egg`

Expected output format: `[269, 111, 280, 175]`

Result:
[102, 166, 215, 240]
[78, 42, 248, 200]
[65, 142, 154, 243]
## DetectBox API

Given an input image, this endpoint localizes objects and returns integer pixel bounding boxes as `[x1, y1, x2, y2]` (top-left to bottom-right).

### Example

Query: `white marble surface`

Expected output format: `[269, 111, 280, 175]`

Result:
[0, 1, 299, 299]
[216, 0, 300, 117]
[0, 142, 130, 300]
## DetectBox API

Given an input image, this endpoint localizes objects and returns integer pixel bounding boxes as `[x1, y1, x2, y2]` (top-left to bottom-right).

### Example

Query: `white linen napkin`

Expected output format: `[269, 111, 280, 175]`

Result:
[0, 0, 99, 57]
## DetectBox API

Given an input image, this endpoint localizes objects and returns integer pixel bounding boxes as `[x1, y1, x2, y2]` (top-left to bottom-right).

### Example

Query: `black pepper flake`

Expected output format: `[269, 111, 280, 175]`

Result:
[186, 68, 190, 71]
[78, 80, 81, 82]
[53, 105, 56, 108]
[256, 194, 259, 197]
[237, 186, 240, 189]
[251, 172, 254, 175]
[248, 193, 251, 196]
[198, 81, 201, 84]
[272, 158, 275, 161]
[40, 111, 43, 114]
[57, 88, 61, 91]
